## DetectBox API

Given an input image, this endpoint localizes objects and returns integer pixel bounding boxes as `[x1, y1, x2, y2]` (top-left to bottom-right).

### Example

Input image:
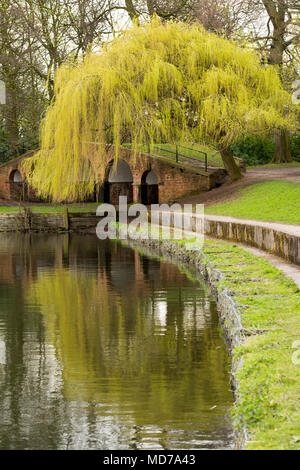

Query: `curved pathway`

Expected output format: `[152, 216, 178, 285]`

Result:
[237, 243, 300, 290]
[176, 166, 300, 287]
[203, 216, 300, 289]
[178, 166, 300, 206]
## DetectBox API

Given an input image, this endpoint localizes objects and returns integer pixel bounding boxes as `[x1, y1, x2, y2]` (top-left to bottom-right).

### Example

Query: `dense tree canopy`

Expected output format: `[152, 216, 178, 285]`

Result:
[23, 19, 296, 201]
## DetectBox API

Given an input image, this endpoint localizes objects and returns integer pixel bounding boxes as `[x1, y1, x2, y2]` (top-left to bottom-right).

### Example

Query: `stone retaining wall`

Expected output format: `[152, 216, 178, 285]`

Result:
[203, 217, 300, 265]
[0, 211, 100, 232]
[1, 209, 299, 269]
[156, 210, 300, 266]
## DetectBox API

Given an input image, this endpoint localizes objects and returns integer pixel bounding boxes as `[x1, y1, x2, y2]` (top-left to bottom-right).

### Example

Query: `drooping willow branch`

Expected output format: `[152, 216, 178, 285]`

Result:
[23, 18, 296, 201]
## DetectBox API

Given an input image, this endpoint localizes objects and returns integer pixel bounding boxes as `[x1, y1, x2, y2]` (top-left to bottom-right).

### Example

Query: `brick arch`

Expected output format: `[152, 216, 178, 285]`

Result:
[9, 169, 23, 183]
[8, 168, 24, 200]
[140, 169, 159, 205]
[99, 158, 134, 205]
[141, 169, 158, 185]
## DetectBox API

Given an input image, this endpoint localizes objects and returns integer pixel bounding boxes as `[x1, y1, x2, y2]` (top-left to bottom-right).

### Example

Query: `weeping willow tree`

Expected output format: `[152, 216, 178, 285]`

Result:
[23, 19, 296, 202]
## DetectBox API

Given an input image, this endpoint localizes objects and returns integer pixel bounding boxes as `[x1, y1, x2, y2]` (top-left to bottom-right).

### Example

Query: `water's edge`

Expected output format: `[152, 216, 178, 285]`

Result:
[120, 237, 247, 450]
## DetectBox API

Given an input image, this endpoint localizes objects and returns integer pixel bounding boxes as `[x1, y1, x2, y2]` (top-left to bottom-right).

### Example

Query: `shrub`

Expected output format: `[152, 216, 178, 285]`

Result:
[291, 133, 300, 161]
[231, 135, 274, 166]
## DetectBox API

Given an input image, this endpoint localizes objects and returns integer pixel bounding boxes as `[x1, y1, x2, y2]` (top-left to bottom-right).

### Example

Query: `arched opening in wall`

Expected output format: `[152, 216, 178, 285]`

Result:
[9, 170, 25, 201]
[100, 159, 133, 205]
[140, 170, 159, 205]
[9, 170, 22, 183]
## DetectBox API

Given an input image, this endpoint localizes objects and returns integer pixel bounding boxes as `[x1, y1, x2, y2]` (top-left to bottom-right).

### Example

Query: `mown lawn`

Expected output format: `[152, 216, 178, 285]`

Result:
[206, 181, 300, 225]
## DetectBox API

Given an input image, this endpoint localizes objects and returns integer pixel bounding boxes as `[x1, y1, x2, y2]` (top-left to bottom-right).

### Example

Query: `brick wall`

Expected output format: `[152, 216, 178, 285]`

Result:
[0, 147, 229, 204]
[0, 152, 40, 201]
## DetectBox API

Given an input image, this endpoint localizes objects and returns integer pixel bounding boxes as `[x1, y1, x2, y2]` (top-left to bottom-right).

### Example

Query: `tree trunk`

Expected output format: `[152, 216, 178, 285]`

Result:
[261, 1, 291, 164]
[4, 72, 19, 157]
[125, 0, 139, 21]
[272, 128, 292, 163]
[220, 147, 242, 181]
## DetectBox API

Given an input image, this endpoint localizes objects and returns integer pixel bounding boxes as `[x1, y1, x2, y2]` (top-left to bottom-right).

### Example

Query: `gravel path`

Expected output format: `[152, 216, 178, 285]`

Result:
[178, 166, 300, 206]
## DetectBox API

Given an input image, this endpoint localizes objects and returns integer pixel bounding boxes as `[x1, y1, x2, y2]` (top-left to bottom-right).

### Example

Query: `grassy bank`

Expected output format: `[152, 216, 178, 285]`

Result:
[206, 181, 300, 225]
[125, 234, 300, 449]
[199, 239, 300, 449]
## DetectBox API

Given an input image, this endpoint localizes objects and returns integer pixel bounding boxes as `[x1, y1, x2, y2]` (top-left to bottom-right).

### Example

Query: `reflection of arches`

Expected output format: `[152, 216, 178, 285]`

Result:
[140, 170, 159, 205]
[101, 159, 133, 205]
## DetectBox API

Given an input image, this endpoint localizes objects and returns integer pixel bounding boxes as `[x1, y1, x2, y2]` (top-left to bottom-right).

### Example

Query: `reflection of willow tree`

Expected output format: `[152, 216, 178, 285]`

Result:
[27, 267, 232, 427]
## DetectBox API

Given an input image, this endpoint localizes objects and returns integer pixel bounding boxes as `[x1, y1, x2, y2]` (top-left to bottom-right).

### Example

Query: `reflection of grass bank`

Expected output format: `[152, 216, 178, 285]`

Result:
[122, 235, 300, 450]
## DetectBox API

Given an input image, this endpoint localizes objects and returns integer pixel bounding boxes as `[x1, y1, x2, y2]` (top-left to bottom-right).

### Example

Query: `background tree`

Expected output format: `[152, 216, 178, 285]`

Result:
[193, 0, 261, 38]
[0, 1, 23, 157]
[0, 0, 123, 160]
[257, 1, 299, 163]
[124, 0, 197, 22]
[194, 0, 299, 163]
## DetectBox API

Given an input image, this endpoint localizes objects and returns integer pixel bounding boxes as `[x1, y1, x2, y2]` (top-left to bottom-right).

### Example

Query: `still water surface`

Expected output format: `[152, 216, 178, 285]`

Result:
[0, 233, 233, 450]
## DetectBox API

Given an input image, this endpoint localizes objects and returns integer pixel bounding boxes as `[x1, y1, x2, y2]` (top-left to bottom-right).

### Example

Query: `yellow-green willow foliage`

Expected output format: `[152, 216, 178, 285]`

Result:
[23, 19, 296, 201]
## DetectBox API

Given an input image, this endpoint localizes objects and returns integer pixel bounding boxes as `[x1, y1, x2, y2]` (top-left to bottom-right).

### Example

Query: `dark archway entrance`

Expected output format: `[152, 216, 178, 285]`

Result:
[140, 170, 159, 205]
[9, 170, 25, 200]
[100, 160, 133, 205]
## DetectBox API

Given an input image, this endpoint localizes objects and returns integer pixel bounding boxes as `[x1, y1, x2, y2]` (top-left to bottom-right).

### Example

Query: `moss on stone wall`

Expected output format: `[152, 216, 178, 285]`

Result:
[121, 236, 300, 450]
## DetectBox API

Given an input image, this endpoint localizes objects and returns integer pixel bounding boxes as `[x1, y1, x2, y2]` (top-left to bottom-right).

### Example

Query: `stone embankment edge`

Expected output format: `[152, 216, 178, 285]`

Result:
[204, 217, 300, 266]
[1, 209, 300, 270]
[121, 236, 247, 450]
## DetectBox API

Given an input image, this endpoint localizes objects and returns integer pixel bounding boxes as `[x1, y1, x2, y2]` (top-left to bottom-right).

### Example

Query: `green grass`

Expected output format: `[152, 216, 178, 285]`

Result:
[124, 142, 224, 167]
[0, 203, 100, 214]
[128, 236, 300, 449]
[206, 181, 300, 225]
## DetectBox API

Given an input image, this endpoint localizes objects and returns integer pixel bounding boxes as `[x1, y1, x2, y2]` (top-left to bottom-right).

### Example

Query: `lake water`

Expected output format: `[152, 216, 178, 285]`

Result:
[0, 233, 234, 450]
